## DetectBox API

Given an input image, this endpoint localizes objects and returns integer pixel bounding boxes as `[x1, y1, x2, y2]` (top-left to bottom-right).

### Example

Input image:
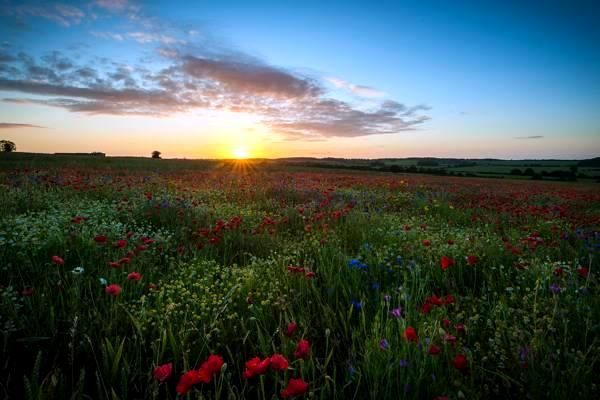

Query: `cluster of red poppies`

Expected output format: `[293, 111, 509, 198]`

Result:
[420, 294, 455, 315]
[175, 355, 224, 395]
[287, 265, 316, 279]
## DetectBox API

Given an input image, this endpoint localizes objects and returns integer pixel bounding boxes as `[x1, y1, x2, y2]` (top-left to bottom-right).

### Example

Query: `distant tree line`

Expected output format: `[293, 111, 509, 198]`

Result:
[308, 162, 481, 178]
[578, 157, 600, 167]
[509, 166, 582, 181]
[299, 161, 600, 182]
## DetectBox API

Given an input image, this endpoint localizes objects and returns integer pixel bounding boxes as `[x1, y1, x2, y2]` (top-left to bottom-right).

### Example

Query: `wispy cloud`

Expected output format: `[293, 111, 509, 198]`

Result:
[0, 122, 46, 129]
[0, 48, 430, 138]
[182, 55, 322, 99]
[127, 32, 181, 45]
[326, 77, 385, 98]
[0, 2, 430, 139]
[93, 0, 131, 11]
[4, 3, 85, 27]
[514, 135, 544, 139]
[91, 31, 125, 41]
[92, 31, 181, 45]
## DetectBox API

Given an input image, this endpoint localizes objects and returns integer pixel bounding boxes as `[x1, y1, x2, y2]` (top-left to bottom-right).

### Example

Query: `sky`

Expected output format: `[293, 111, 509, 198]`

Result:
[0, 0, 599, 159]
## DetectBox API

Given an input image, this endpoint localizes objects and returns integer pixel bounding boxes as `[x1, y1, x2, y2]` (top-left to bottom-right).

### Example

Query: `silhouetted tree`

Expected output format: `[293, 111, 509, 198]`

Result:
[0, 140, 16, 152]
[151, 151, 161, 159]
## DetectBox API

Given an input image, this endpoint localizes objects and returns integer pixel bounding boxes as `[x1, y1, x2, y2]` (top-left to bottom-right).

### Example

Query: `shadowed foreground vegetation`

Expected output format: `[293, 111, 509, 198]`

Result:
[0, 159, 598, 399]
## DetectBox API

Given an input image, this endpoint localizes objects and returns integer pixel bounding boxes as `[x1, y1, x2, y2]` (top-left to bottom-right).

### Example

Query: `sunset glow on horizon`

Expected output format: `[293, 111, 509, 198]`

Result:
[0, 0, 599, 159]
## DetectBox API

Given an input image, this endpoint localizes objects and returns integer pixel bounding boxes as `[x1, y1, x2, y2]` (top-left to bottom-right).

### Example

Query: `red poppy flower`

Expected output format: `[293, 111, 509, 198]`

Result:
[443, 295, 455, 305]
[281, 378, 309, 398]
[127, 272, 142, 281]
[109, 261, 121, 269]
[403, 326, 418, 343]
[269, 354, 289, 371]
[94, 235, 107, 244]
[420, 303, 432, 315]
[577, 267, 589, 278]
[444, 334, 457, 345]
[305, 271, 316, 278]
[114, 239, 127, 248]
[105, 284, 122, 296]
[52, 256, 65, 266]
[452, 354, 468, 371]
[285, 321, 298, 337]
[422, 239, 431, 247]
[428, 344, 441, 355]
[294, 339, 311, 359]
[176, 370, 205, 395]
[153, 362, 173, 382]
[440, 256, 455, 270]
[454, 323, 466, 335]
[466, 255, 479, 266]
[243, 357, 271, 379]
[201, 354, 224, 376]
[442, 318, 451, 328]
[21, 287, 34, 296]
[428, 295, 444, 306]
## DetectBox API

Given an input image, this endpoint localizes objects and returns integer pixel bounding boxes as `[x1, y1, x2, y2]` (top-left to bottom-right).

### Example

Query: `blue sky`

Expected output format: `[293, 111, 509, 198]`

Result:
[0, 0, 598, 158]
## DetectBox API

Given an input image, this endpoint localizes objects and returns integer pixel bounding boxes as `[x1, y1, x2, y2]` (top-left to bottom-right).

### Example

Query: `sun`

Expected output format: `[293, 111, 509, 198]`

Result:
[233, 146, 249, 159]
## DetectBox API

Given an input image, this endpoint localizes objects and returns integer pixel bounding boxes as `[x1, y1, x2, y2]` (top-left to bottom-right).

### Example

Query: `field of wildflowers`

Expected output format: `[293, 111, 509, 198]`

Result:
[0, 165, 598, 399]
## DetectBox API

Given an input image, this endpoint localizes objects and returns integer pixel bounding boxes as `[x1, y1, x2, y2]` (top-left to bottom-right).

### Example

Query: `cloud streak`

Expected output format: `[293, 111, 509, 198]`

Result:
[0, 0, 430, 140]
[514, 135, 544, 139]
[326, 77, 385, 98]
[94, 0, 131, 11]
[0, 122, 46, 129]
[4, 3, 85, 27]
[181, 55, 322, 99]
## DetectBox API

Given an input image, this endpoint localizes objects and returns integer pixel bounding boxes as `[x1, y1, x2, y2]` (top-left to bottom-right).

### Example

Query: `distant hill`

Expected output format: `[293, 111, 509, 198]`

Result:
[578, 157, 600, 167]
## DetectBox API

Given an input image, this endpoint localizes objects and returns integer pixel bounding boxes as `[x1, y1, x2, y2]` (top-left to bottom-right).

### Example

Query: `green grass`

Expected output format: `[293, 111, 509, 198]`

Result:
[0, 159, 598, 399]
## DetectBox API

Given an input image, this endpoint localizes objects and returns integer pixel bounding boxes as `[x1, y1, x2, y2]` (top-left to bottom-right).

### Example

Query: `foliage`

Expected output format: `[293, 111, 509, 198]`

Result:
[0, 139, 16, 152]
[0, 165, 598, 399]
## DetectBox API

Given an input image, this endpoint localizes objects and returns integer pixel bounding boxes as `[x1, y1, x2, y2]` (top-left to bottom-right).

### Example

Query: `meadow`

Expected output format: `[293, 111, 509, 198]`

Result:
[0, 160, 598, 399]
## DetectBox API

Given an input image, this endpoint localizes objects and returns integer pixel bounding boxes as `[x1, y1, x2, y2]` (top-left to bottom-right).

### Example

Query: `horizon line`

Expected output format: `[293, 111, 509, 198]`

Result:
[1, 151, 597, 162]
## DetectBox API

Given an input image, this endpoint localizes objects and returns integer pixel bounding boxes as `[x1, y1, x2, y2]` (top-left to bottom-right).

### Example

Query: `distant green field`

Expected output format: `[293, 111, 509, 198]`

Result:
[1, 152, 598, 181]
[0, 152, 221, 171]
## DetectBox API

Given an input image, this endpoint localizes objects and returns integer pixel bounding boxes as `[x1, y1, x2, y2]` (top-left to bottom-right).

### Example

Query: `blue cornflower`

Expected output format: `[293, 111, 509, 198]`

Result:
[379, 338, 389, 350]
